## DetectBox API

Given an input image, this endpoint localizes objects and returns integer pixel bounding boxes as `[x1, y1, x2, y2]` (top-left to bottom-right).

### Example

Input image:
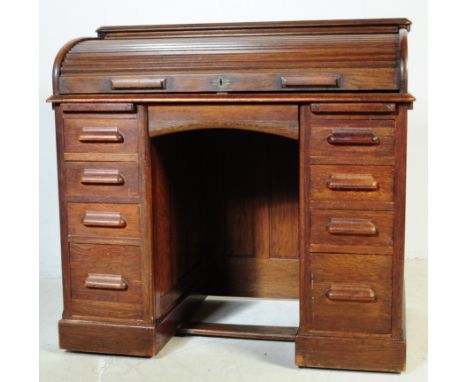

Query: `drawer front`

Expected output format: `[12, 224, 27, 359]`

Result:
[308, 120, 395, 162]
[309, 210, 393, 255]
[59, 70, 399, 95]
[69, 243, 143, 319]
[64, 161, 140, 199]
[304, 253, 392, 334]
[310, 165, 394, 203]
[148, 104, 299, 139]
[63, 116, 138, 156]
[67, 203, 141, 238]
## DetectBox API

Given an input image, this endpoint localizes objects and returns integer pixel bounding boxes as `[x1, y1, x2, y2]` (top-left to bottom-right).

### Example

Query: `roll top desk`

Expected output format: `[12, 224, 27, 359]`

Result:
[48, 19, 414, 372]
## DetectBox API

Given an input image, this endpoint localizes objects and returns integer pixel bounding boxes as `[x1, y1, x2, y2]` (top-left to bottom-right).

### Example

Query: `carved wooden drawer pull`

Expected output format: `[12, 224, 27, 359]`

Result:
[327, 129, 380, 145]
[325, 284, 376, 302]
[80, 169, 125, 185]
[326, 218, 377, 236]
[85, 273, 128, 290]
[327, 174, 378, 191]
[82, 211, 127, 228]
[111, 77, 166, 90]
[280, 75, 340, 88]
[78, 127, 123, 143]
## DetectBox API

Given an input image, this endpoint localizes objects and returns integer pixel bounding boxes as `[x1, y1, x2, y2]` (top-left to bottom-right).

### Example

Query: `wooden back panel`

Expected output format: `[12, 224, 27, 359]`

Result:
[152, 129, 299, 308]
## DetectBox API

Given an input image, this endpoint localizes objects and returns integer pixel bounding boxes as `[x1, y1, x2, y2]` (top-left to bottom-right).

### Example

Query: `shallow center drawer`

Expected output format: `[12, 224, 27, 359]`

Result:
[148, 104, 299, 140]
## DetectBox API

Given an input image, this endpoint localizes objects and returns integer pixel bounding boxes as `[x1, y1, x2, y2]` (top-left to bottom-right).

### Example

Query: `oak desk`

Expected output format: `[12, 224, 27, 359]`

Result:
[48, 19, 414, 372]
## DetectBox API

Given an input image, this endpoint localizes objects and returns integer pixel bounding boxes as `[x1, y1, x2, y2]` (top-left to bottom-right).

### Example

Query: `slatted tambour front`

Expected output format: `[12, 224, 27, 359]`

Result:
[58, 31, 402, 94]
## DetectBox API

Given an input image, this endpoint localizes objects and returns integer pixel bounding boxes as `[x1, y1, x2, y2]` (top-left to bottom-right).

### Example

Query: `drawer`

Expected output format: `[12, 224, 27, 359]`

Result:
[69, 243, 143, 319]
[309, 210, 393, 255]
[310, 165, 394, 203]
[67, 203, 141, 238]
[63, 115, 138, 158]
[64, 161, 140, 199]
[308, 119, 395, 163]
[59, 69, 399, 94]
[304, 253, 392, 334]
[148, 104, 298, 139]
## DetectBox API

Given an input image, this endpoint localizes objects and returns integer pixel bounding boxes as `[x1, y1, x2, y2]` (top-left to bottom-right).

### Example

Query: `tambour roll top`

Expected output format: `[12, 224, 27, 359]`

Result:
[53, 18, 410, 95]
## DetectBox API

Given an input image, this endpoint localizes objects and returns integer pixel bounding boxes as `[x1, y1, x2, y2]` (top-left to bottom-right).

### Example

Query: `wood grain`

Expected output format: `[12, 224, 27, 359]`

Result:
[63, 116, 138, 156]
[308, 119, 396, 163]
[67, 203, 141, 239]
[69, 243, 143, 319]
[309, 210, 394, 254]
[296, 335, 405, 372]
[50, 19, 412, 371]
[64, 161, 140, 200]
[304, 253, 392, 334]
[59, 319, 157, 356]
[310, 165, 394, 203]
[177, 323, 298, 341]
[148, 104, 299, 139]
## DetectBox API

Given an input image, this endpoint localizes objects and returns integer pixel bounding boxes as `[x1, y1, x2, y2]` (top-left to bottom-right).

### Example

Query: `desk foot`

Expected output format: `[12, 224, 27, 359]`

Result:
[295, 334, 406, 372]
[59, 319, 158, 357]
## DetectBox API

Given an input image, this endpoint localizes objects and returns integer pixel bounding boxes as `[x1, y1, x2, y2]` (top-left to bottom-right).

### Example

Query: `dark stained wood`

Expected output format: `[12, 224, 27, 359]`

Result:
[325, 283, 376, 302]
[280, 75, 340, 88]
[52, 38, 91, 95]
[50, 19, 412, 372]
[80, 168, 125, 185]
[59, 319, 157, 357]
[63, 114, 138, 157]
[310, 103, 396, 114]
[62, 103, 135, 113]
[84, 273, 128, 290]
[326, 217, 378, 236]
[48, 92, 416, 104]
[96, 19, 411, 37]
[64, 161, 140, 202]
[399, 29, 409, 93]
[67, 202, 141, 238]
[326, 130, 380, 145]
[326, 173, 378, 191]
[177, 323, 298, 342]
[309, 210, 394, 255]
[269, 135, 299, 259]
[308, 119, 396, 165]
[310, 165, 394, 203]
[53, 19, 410, 95]
[296, 335, 405, 372]
[77, 127, 124, 143]
[111, 77, 166, 90]
[68, 243, 143, 320]
[148, 104, 298, 139]
[297, 98, 407, 371]
[150, 130, 299, 299]
[303, 253, 392, 334]
[391, 104, 409, 339]
[221, 258, 299, 298]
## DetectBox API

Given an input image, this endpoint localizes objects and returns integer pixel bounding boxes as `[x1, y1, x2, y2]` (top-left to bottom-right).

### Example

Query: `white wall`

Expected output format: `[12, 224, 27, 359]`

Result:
[39, 0, 427, 277]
